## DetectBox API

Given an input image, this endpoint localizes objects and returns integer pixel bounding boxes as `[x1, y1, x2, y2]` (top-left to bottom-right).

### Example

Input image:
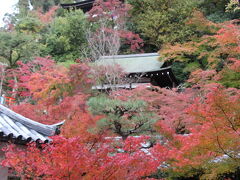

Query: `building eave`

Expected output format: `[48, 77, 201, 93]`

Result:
[0, 105, 65, 144]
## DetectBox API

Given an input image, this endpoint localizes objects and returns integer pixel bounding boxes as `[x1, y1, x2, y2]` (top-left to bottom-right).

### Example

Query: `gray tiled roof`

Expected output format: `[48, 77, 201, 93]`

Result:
[0, 105, 65, 144]
[96, 53, 164, 73]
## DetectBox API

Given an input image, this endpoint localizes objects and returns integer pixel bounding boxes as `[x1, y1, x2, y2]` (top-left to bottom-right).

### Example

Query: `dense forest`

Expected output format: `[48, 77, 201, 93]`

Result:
[0, 0, 239, 179]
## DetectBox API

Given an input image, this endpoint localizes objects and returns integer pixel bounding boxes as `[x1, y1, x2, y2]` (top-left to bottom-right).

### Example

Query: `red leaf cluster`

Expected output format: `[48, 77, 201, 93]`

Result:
[6, 57, 55, 98]
[88, 0, 144, 52]
[35, 6, 58, 24]
[2, 135, 159, 179]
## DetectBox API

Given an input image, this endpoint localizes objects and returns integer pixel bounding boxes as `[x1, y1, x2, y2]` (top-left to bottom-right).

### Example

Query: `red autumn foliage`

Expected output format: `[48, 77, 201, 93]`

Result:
[35, 6, 58, 24]
[227, 57, 240, 72]
[2, 135, 160, 179]
[6, 57, 55, 98]
[88, 0, 144, 52]
[10, 60, 95, 128]
[188, 56, 240, 88]
[3, 70, 240, 179]
[111, 85, 197, 134]
[213, 22, 240, 63]
[215, 23, 240, 48]
[188, 69, 218, 87]
[2, 56, 240, 179]
[152, 84, 240, 171]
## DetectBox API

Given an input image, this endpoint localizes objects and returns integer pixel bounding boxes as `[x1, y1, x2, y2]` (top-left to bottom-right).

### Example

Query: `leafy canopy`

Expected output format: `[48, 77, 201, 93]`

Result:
[128, 0, 196, 49]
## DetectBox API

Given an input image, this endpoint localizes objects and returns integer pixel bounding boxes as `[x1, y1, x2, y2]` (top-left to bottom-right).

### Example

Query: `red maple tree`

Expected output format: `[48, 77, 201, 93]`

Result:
[88, 0, 144, 53]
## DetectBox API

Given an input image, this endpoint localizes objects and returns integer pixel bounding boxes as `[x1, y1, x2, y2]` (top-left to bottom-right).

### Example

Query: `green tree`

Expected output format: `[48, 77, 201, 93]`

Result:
[30, 0, 55, 12]
[18, 0, 30, 17]
[88, 95, 157, 140]
[128, 0, 196, 49]
[198, 0, 240, 22]
[0, 31, 41, 67]
[29, 0, 74, 12]
[45, 10, 88, 62]
[159, 20, 239, 87]
[198, 0, 229, 15]
[226, 0, 240, 13]
[15, 16, 43, 34]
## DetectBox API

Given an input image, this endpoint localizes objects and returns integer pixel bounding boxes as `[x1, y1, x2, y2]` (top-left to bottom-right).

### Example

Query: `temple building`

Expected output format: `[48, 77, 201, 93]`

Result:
[61, 0, 95, 12]
[60, 2, 178, 90]
[92, 53, 178, 90]
[0, 104, 65, 179]
[61, 0, 124, 12]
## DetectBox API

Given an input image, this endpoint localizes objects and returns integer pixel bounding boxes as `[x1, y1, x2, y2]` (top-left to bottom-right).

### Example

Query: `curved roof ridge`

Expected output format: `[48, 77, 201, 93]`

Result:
[0, 105, 64, 136]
